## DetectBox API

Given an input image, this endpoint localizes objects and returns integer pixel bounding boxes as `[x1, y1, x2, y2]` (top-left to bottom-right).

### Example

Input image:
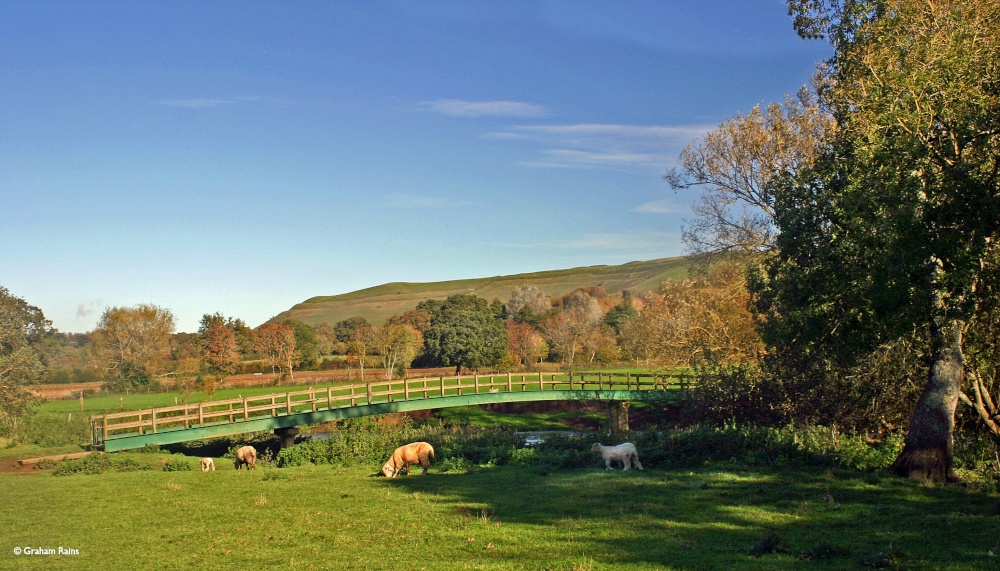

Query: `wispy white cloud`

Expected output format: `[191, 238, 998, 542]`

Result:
[633, 198, 685, 214]
[159, 98, 234, 109]
[383, 193, 474, 208]
[486, 123, 713, 172]
[419, 99, 548, 118]
[499, 230, 680, 253]
[157, 96, 290, 109]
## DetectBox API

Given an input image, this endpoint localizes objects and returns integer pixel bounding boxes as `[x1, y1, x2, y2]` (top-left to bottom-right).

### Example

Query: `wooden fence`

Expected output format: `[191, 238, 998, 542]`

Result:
[93, 371, 689, 443]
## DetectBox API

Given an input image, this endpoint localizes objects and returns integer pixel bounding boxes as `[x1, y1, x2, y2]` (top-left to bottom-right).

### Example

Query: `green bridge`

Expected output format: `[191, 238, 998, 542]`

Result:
[91, 372, 689, 452]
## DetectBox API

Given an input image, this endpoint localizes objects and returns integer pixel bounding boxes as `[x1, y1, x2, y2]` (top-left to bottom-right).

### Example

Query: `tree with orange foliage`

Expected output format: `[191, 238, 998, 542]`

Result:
[254, 323, 299, 382]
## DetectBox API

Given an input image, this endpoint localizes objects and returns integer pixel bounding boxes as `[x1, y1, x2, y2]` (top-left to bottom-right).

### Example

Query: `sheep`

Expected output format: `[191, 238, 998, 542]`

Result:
[200, 457, 215, 472]
[591, 442, 643, 471]
[381, 442, 435, 478]
[234, 446, 257, 470]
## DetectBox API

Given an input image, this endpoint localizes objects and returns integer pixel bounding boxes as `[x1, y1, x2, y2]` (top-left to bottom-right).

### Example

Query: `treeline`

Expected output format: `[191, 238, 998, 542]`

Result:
[31, 267, 758, 389]
[0, 269, 757, 439]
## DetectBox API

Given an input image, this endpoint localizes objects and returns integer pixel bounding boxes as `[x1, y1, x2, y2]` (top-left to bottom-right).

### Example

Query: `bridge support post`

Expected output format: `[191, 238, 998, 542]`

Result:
[275, 427, 300, 449]
[609, 402, 630, 433]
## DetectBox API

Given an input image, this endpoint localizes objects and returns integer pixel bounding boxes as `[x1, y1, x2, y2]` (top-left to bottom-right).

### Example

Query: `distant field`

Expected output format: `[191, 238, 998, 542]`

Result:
[269, 256, 694, 326]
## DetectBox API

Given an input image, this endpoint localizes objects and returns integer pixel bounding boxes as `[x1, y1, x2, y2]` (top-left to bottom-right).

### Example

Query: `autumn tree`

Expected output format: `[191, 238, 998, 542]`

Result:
[540, 291, 603, 365]
[762, 0, 1000, 482]
[666, 84, 834, 258]
[368, 322, 423, 380]
[91, 304, 175, 393]
[0, 286, 50, 440]
[388, 309, 431, 334]
[505, 320, 548, 370]
[506, 285, 552, 324]
[345, 336, 370, 381]
[620, 266, 760, 367]
[254, 323, 299, 382]
[198, 314, 241, 381]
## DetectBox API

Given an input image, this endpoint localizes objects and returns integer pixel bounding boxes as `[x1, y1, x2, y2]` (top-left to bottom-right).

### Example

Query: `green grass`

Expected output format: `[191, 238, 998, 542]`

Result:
[437, 405, 607, 431]
[2, 459, 997, 570]
[270, 256, 693, 326]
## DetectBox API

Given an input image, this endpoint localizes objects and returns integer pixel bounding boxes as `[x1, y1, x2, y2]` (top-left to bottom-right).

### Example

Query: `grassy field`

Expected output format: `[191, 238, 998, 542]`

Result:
[270, 256, 693, 327]
[2, 456, 997, 570]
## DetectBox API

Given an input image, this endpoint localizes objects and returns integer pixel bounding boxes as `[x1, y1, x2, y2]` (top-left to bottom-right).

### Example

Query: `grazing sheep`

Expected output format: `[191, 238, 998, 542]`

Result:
[234, 446, 257, 471]
[591, 442, 643, 471]
[381, 442, 435, 478]
[200, 457, 215, 472]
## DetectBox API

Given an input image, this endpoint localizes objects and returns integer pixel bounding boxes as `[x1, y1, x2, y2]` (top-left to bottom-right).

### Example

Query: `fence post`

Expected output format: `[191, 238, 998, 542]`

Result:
[422, 379, 428, 399]
[286, 392, 292, 415]
[151, 409, 157, 434]
[405, 378, 410, 400]
[328, 387, 333, 409]
[102, 416, 108, 443]
[507, 372, 512, 392]
[475, 372, 480, 394]
[243, 398, 249, 421]
[311, 388, 317, 411]
[367, 382, 372, 405]
[199, 404, 204, 427]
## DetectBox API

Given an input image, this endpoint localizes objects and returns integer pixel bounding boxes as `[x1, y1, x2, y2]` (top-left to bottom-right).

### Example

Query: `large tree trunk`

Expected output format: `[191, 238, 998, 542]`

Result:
[890, 313, 965, 483]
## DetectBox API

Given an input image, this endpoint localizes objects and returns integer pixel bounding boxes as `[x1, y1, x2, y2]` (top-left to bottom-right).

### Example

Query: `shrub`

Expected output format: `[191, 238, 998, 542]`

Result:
[162, 459, 192, 471]
[53, 454, 151, 476]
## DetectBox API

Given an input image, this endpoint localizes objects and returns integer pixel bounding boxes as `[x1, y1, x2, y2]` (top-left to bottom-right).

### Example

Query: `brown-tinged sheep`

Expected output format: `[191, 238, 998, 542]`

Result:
[591, 442, 643, 471]
[381, 441, 434, 478]
[200, 457, 215, 472]
[234, 446, 257, 470]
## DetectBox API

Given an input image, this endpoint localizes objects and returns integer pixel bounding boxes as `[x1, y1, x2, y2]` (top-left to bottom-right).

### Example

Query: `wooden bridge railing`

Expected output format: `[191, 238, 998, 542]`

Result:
[93, 371, 689, 443]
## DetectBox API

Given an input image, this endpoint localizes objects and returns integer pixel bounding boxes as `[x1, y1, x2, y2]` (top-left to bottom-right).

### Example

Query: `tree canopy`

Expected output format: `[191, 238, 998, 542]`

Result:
[0, 286, 51, 439]
[418, 294, 508, 372]
[757, 0, 1000, 482]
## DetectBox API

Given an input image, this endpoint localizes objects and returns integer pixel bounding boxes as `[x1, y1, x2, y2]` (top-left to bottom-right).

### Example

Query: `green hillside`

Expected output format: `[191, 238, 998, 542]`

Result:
[270, 256, 693, 326]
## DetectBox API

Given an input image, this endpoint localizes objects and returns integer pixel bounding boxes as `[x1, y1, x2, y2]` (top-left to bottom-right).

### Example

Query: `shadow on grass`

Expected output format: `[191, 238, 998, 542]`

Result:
[379, 463, 1000, 570]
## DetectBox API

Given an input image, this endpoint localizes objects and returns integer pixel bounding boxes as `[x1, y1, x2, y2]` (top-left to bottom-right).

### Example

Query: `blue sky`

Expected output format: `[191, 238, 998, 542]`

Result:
[1, 1, 830, 333]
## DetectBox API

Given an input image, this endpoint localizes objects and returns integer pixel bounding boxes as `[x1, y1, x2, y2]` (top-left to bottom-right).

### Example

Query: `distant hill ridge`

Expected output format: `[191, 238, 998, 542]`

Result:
[269, 256, 693, 327]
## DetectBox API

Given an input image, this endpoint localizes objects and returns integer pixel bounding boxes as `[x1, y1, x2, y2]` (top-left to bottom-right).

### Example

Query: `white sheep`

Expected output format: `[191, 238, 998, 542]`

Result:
[591, 442, 643, 471]
[200, 457, 215, 472]
[381, 442, 435, 478]
[234, 446, 257, 470]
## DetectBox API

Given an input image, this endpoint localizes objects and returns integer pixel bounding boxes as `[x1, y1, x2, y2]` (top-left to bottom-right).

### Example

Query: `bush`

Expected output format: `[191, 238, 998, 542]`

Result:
[21, 414, 91, 447]
[162, 459, 192, 471]
[53, 453, 152, 476]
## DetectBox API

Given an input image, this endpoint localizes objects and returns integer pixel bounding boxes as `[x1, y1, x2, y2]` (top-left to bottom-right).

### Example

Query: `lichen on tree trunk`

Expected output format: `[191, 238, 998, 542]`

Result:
[890, 313, 965, 484]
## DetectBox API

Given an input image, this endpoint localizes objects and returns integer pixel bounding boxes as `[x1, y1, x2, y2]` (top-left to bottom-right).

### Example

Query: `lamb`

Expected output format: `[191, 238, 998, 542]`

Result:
[381, 441, 435, 478]
[591, 442, 643, 471]
[200, 457, 215, 472]
[234, 446, 257, 470]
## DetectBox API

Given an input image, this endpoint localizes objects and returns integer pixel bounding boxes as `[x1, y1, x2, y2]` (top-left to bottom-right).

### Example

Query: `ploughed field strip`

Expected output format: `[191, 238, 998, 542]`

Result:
[90, 372, 690, 451]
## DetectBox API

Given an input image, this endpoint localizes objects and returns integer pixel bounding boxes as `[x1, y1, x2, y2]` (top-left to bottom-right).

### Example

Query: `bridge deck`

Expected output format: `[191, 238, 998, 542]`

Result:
[91, 372, 688, 451]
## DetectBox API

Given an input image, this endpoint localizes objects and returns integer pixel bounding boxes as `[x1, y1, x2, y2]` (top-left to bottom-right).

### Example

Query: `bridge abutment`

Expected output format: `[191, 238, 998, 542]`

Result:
[275, 427, 301, 449]
[609, 401, 630, 433]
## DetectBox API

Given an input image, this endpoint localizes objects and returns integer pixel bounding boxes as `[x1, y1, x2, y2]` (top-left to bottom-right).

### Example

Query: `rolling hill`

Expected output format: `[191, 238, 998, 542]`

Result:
[269, 256, 694, 327]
